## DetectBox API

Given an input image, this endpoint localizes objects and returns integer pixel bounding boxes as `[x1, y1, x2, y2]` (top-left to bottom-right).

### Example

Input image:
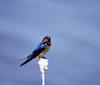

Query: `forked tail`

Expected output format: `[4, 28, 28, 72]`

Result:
[19, 54, 36, 67]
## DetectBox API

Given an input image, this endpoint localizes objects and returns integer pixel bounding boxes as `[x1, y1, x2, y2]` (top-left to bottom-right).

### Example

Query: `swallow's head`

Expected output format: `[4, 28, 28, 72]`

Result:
[43, 36, 51, 46]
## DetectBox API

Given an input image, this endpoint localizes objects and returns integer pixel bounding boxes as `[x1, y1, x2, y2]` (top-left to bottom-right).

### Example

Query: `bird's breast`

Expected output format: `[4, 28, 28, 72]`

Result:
[38, 45, 50, 57]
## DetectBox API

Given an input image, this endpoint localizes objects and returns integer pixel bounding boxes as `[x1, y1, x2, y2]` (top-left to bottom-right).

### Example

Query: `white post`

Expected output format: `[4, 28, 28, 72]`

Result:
[42, 70, 45, 85]
[38, 58, 48, 85]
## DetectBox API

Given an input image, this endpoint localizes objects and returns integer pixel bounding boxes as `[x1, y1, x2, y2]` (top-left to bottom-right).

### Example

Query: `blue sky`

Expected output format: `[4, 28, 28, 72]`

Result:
[0, 0, 100, 85]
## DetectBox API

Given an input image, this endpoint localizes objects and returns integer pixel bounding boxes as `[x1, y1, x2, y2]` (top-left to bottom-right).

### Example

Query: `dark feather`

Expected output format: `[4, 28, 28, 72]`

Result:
[19, 54, 35, 67]
[19, 42, 46, 67]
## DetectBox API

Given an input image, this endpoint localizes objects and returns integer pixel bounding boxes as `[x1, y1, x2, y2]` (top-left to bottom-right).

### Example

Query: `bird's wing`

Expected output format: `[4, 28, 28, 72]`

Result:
[32, 42, 46, 56]
[20, 42, 46, 67]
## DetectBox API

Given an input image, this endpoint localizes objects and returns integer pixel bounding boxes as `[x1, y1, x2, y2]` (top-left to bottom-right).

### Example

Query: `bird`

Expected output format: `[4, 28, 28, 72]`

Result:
[19, 36, 51, 67]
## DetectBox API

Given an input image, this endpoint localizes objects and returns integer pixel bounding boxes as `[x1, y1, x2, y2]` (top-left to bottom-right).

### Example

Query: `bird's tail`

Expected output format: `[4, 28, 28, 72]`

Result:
[19, 54, 36, 67]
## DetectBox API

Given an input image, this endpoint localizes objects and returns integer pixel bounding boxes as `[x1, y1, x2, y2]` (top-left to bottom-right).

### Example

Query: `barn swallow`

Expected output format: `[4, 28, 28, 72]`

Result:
[19, 36, 51, 67]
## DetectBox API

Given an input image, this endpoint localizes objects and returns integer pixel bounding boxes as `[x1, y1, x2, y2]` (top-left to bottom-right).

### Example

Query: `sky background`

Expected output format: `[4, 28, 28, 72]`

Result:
[0, 0, 100, 85]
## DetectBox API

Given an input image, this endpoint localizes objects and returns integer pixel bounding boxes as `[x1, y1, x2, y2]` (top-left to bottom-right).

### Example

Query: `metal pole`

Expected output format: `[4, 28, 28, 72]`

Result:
[38, 58, 48, 85]
[42, 71, 45, 85]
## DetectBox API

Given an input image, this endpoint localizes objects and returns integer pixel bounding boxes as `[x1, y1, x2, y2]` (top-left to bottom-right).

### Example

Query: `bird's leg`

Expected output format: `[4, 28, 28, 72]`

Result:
[38, 56, 46, 59]
[42, 56, 46, 59]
